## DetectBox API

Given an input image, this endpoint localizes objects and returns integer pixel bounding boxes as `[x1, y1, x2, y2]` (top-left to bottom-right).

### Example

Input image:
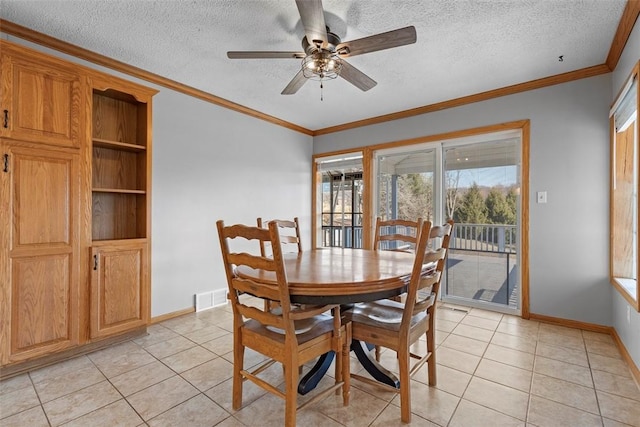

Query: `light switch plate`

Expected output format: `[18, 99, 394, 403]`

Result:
[537, 191, 547, 203]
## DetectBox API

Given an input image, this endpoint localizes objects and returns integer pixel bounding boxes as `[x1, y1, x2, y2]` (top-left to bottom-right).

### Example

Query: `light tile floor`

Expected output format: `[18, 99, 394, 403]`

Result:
[1, 300, 639, 426]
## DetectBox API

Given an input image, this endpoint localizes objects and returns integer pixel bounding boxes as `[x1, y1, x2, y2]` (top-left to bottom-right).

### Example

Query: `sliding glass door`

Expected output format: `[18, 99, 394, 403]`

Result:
[374, 132, 522, 314]
[443, 138, 521, 313]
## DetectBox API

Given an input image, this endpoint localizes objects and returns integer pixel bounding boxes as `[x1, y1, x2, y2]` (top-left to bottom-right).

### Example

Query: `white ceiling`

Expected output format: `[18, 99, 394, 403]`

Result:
[0, 0, 627, 131]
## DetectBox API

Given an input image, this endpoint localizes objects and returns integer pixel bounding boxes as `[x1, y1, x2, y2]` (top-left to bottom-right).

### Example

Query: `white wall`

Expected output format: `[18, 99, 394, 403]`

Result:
[152, 91, 313, 315]
[611, 19, 640, 368]
[2, 34, 314, 317]
[314, 75, 612, 327]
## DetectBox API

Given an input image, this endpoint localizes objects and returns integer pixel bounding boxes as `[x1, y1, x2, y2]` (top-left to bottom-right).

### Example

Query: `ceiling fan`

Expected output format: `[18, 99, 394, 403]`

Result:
[227, 0, 417, 96]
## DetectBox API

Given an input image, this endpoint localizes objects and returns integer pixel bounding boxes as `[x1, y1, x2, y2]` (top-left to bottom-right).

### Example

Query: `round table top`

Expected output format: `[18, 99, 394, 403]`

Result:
[234, 247, 416, 304]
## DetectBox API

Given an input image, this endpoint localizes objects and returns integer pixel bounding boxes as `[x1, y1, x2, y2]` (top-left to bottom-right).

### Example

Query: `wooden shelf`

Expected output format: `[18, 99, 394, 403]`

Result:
[92, 188, 146, 194]
[92, 138, 146, 152]
[92, 237, 147, 243]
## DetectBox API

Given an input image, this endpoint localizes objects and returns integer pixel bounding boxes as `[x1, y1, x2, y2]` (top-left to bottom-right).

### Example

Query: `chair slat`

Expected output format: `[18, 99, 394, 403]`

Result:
[228, 252, 276, 272]
[232, 278, 280, 301]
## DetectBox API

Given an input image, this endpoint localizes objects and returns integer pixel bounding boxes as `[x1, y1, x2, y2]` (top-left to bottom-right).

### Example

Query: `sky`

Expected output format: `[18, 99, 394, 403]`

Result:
[454, 165, 517, 188]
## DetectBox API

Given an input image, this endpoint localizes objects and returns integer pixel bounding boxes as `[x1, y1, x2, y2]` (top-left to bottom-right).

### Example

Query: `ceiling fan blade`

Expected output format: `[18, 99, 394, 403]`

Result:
[281, 69, 308, 95]
[336, 26, 417, 58]
[295, 0, 328, 48]
[227, 51, 305, 59]
[339, 60, 376, 91]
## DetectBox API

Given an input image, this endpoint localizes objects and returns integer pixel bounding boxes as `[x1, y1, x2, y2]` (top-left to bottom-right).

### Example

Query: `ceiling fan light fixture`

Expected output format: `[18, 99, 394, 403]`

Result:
[228, 1, 417, 96]
[302, 51, 342, 81]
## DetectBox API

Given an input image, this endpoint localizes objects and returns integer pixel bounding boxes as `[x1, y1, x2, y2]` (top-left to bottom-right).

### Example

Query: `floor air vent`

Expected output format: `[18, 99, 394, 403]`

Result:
[195, 290, 228, 312]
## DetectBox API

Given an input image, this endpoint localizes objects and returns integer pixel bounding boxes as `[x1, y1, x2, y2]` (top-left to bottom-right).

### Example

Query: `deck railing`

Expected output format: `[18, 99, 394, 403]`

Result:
[322, 223, 517, 254]
[321, 225, 364, 248]
[450, 223, 517, 254]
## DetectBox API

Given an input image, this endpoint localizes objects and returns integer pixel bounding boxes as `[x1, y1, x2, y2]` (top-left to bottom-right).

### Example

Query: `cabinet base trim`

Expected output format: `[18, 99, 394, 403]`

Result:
[0, 327, 147, 380]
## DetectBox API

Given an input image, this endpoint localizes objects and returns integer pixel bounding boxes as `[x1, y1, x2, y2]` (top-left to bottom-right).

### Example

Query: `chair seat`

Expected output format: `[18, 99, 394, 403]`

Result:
[264, 311, 332, 335]
[346, 299, 427, 332]
[244, 316, 336, 344]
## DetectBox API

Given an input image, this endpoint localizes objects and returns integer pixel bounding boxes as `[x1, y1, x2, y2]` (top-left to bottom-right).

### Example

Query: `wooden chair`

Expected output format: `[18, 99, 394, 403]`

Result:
[344, 219, 453, 423]
[373, 217, 423, 253]
[257, 217, 302, 257]
[257, 217, 302, 311]
[372, 217, 423, 359]
[217, 220, 351, 427]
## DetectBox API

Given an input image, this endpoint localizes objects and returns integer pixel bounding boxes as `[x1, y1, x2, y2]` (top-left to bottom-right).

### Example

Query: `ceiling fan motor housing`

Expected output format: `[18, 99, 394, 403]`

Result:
[303, 27, 341, 54]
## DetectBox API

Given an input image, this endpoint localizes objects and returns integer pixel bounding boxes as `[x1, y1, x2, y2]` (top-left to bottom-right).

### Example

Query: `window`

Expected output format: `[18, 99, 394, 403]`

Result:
[610, 63, 639, 311]
[313, 153, 364, 248]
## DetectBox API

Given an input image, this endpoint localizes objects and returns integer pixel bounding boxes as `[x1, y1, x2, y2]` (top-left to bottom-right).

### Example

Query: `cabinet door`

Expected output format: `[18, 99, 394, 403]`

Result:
[0, 49, 81, 148]
[91, 242, 149, 339]
[0, 142, 80, 364]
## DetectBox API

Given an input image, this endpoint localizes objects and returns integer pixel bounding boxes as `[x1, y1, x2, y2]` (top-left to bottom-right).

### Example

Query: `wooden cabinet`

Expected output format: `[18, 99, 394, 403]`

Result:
[0, 43, 82, 148]
[91, 241, 149, 338]
[0, 142, 80, 364]
[88, 74, 155, 339]
[0, 40, 156, 374]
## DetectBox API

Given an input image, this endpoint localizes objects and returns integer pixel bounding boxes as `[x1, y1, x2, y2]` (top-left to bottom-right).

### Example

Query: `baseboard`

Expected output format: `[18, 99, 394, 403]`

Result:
[610, 328, 640, 387]
[150, 307, 195, 324]
[529, 312, 612, 334]
[530, 312, 640, 386]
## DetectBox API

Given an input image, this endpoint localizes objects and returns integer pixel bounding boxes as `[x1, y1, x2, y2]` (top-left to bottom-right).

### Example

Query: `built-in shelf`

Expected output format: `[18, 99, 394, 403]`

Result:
[92, 138, 146, 152]
[91, 86, 150, 242]
[92, 188, 146, 194]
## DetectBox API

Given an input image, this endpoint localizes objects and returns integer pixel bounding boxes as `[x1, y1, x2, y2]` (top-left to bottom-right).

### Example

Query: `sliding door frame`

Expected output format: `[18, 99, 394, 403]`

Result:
[312, 120, 530, 317]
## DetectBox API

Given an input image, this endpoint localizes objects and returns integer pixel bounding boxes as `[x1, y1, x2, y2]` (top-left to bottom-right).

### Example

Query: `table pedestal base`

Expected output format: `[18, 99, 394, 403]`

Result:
[297, 341, 400, 395]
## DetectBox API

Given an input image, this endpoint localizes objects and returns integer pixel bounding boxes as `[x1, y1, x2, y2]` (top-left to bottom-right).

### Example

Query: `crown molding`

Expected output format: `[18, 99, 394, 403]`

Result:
[0, 19, 314, 136]
[606, 0, 640, 71]
[312, 64, 611, 136]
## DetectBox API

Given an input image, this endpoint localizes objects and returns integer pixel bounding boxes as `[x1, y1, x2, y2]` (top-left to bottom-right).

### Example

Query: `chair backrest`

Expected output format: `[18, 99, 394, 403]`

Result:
[373, 217, 423, 252]
[217, 220, 297, 335]
[425, 219, 454, 299]
[403, 220, 454, 323]
[257, 217, 302, 257]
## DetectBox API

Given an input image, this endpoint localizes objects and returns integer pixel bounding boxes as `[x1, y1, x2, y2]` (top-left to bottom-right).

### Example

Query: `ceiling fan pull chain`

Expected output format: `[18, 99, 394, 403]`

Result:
[320, 80, 324, 101]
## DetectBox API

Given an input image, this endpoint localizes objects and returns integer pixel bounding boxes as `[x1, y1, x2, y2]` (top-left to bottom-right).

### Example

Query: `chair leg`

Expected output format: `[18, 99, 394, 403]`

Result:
[375, 345, 381, 361]
[232, 340, 245, 410]
[427, 327, 437, 386]
[398, 349, 411, 423]
[284, 363, 299, 427]
[342, 322, 352, 405]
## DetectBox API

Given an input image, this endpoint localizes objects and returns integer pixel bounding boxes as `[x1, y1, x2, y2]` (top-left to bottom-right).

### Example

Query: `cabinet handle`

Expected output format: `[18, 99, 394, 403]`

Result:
[2, 154, 8, 173]
[2, 110, 8, 128]
[93, 255, 98, 270]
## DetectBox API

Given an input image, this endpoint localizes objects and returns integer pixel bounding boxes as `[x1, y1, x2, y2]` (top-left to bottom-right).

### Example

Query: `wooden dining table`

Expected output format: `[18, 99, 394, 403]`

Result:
[234, 246, 418, 394]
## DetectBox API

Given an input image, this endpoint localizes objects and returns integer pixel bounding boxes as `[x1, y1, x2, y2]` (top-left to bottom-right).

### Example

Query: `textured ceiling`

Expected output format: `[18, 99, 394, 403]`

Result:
[0, 0, 628, 131]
